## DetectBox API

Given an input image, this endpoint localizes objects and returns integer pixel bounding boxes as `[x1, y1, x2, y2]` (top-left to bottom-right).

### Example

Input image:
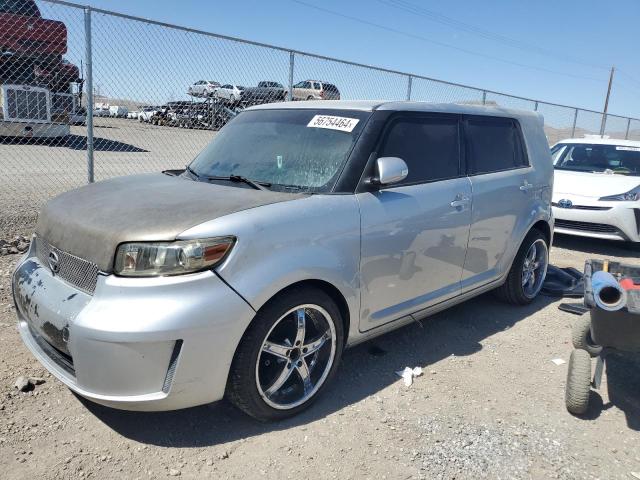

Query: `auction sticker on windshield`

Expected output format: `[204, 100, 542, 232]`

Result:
[307, 115, 359, 132]
[616, 146, 640, 152]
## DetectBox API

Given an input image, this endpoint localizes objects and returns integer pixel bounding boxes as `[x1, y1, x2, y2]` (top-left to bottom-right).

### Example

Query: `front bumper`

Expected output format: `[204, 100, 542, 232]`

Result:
[12, 244, 256, 411]
[0, 121, 69, 138]
[552, 194, 640, 242]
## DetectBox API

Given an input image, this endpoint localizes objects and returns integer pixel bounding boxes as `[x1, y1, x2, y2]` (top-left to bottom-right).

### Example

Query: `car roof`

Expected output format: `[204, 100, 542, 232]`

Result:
[247, 100, 542, 121]
[554, 137, 640, 147]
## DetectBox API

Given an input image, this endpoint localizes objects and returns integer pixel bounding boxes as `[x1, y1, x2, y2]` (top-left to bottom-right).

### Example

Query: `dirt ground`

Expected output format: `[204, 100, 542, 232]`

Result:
[0, 234, 638, 480]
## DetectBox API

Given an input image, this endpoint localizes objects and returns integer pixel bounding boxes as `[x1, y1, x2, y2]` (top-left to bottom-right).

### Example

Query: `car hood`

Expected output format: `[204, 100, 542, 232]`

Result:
[553, 169, 640, 198]
[35, 173, 304, 272]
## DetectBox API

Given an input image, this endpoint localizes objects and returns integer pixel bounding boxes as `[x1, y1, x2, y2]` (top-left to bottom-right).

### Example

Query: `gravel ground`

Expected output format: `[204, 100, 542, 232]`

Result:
[0, 232, 638, 480]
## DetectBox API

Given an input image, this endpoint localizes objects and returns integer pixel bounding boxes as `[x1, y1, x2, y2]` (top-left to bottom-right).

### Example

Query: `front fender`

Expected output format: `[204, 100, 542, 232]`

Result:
[179, 195, 362, 338]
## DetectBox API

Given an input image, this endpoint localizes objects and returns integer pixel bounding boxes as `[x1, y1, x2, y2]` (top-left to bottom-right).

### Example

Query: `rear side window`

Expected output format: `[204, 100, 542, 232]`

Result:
[379, 116, 460, 185]
[466, 117, 528, 174]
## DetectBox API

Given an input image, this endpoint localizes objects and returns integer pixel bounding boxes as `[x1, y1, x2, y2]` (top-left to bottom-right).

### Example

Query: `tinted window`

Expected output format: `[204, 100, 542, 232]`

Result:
[380, 116, 460, 184]
[466, 117, 527, 174]
[0, 0, 40, 16]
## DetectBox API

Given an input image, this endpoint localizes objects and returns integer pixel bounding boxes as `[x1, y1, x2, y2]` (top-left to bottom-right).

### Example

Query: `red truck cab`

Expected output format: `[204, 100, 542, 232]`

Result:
[0, 0, 67, 62]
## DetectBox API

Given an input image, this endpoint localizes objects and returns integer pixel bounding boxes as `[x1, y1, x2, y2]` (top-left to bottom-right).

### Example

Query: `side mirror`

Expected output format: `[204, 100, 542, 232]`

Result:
[371, 157, 409, 186]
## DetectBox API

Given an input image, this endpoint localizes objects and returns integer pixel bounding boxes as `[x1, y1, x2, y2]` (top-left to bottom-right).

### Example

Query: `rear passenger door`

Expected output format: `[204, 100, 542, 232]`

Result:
[357, 114, 472, 331]
[461, 115, 533, 290]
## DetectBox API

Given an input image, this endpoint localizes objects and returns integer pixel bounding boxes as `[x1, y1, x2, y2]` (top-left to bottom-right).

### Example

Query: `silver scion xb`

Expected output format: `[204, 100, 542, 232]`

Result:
[12, 101, 553, 421]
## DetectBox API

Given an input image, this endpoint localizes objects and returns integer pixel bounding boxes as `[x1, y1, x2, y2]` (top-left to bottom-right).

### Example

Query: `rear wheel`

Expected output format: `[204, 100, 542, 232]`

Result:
[227, 287, 344, 421]
[565, 349, 592, 415]
[495, 229, 549, 305]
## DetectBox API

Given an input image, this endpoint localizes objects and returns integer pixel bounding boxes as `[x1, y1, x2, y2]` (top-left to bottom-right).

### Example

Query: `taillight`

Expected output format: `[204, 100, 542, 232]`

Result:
[319, 90, 325, 98]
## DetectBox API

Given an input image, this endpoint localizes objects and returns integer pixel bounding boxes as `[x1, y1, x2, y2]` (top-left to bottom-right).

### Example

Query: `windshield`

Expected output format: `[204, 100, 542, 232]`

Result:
[0, 0, 40, 16]
[553, 143, 640, 176]
[188, 109, 370, 192]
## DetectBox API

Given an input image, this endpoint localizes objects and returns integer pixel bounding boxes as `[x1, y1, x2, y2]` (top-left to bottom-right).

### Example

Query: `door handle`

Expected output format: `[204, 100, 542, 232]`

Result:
[450, 195, 470, 209]
[520, 181, 534, 191]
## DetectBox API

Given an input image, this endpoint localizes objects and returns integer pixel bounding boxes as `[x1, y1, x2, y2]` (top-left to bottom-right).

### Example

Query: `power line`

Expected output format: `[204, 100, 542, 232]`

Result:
[617, 69, 640, 88]
[376, 0, 609, 71]
[291, 0, 605, 83]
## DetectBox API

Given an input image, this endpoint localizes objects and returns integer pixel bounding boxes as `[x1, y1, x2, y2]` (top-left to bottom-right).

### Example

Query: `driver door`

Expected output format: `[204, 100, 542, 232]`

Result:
[357, 113, 472, 331]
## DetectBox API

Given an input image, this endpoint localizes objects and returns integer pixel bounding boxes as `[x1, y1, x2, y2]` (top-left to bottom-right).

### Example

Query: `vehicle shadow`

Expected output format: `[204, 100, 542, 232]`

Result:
[0, 135, 147, 152]
[603, 352, 640, 430]
[80, 292, 556, 448]
[65, 135, 148, 152]
[553, 234, 638, 259]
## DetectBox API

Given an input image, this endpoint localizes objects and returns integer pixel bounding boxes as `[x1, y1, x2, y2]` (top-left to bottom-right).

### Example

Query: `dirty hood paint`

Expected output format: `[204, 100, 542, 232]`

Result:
[35, 173, 304, 272]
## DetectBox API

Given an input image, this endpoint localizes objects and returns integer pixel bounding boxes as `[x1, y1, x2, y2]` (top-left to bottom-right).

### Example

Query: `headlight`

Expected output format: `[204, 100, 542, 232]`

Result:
[599, 186, 640, 202]
[114, 237, 235, 277]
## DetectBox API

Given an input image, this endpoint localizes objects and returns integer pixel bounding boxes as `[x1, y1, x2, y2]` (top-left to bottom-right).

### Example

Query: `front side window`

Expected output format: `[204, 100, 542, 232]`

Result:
[554, 143, 640, 176]
[379, 116, 460, 185]
[189, 109, 371, 192]
[466, 117, 527, 174]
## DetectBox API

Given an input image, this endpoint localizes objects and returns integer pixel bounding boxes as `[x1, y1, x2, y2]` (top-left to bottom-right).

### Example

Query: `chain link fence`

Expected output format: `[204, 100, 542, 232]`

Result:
[1, 0, 639, 235]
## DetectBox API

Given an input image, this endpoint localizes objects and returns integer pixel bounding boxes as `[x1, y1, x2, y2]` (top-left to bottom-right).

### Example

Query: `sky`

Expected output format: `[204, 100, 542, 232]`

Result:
[41, 0, 640, 127]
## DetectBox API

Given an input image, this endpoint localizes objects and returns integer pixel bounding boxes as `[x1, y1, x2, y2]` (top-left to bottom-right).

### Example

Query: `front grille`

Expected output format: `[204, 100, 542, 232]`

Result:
[5, 87, 49, 122]
[552, 203, 611, 211]
[35, 237, 99, 295]
[555, 219, 619, 234]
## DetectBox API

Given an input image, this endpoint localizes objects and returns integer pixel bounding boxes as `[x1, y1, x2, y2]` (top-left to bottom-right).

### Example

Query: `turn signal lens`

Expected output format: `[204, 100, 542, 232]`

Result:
[114, 237, 235, 277]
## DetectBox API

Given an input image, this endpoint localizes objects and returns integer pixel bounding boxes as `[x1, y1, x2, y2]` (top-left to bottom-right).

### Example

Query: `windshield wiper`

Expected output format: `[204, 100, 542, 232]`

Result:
[201, 174, 271, 191]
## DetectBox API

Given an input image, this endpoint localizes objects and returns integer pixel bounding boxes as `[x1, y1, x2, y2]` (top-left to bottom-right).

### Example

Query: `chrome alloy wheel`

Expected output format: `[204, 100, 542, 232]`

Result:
[256, 304, 337, 410]
[521, 238, 548, 299]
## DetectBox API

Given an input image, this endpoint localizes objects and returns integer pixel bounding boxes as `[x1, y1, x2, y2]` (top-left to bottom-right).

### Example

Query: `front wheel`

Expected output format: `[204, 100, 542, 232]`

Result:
[227, 287, 344, 421]
[495, 228, 549, 305]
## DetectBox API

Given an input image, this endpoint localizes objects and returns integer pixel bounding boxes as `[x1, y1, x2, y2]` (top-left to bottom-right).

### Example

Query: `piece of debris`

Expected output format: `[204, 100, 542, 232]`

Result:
[629, 472, 640, 479]
[168, 468, 181, 476]
[551, 358, 566, 366]
[14, 376, 32, 392]
[558, 303, 589, 316]
[396, 366, 423, 387]
[29, 377, 46, 386]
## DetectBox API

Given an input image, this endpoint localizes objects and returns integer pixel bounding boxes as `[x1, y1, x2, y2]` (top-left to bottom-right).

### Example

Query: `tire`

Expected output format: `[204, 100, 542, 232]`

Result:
[227, 286, 344, 421]
[495, 228, 549, 305]
[571, 316, 603, 357]
[307, 95, 314, 100]
[565, 349, 592, 415]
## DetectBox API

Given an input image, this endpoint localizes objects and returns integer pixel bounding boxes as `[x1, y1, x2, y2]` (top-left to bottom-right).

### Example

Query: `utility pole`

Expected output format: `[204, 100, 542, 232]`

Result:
[599, 66, 615, 136]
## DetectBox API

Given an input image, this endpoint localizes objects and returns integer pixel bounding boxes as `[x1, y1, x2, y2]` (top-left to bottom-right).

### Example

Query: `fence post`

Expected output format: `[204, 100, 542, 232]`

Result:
[534, 101, 539, 111]
[288, 51, 294, 101]
[571, 108, 578, 137]
[84, 6, 94, 183]
[600, 113, 607, 137]
[625, 118, 631, 140]
[482, 91, 487, 105]
[406, 75, 412, 101]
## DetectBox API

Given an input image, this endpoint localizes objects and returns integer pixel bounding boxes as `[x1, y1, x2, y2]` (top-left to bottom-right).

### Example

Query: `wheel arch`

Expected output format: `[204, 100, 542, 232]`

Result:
[250, 279, 351, 348]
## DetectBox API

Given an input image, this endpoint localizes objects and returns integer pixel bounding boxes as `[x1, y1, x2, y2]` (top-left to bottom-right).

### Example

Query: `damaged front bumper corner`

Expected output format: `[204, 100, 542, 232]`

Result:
[12, 243, 256, 411]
